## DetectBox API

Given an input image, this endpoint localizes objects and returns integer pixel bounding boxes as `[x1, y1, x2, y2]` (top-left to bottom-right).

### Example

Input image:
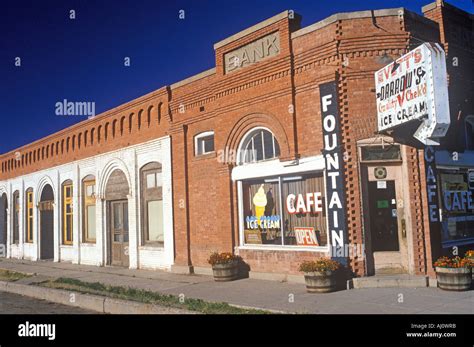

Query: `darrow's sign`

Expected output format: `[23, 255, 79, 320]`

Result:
[375, 43, 450, 145]
[224, 32, 280, 74]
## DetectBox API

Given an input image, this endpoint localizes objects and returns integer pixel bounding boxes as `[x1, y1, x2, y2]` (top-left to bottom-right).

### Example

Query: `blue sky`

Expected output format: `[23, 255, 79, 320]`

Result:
[1, 0, 472, 153]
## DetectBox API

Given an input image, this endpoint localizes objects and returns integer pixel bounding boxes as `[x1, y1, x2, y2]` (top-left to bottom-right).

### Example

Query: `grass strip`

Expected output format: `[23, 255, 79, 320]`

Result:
[40, 277, 270, 314]
[0, 269, 32, 282]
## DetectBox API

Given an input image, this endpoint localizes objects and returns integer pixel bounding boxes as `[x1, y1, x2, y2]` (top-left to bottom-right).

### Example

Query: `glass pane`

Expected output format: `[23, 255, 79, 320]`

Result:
[361, 145, 401, 161]
[263, 131, 274, 160]
[123, 203, 128, 231]
[87, 205, 96, 240]
[281, 174, 327, 247]
[113, 203, 121, 229]
[66, 216, 72, 241]
[203, 136, 214, 153]
[155, 172, 163, 187]
[66, 204, 72, 214]
[146, 173, 155, 189]
[253, 132, 263, 161]
[242, 180, 281, 245]
[147, 200, 164, 243]
[86, 184, 95, 197]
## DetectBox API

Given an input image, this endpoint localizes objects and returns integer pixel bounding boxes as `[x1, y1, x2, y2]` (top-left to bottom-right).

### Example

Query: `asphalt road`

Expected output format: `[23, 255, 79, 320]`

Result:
[0, 291, 96, 314]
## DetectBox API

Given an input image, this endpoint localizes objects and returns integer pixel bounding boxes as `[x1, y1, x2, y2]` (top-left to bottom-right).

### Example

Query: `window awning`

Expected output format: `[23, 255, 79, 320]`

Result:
[231, 155, 325, 181]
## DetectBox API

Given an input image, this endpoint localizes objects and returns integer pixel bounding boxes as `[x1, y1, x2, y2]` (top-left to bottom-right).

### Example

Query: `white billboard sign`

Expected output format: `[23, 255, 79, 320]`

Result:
[375, 43, 450, 145]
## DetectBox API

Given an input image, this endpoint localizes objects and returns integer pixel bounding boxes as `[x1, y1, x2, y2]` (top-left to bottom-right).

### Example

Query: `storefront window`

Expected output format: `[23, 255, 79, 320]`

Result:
[241, 173, 327, 247]
[439, 170, 474, 245]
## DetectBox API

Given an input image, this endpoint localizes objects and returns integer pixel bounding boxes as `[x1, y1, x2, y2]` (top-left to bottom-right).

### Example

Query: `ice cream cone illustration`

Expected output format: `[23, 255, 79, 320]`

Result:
[253, 184, 267, 227]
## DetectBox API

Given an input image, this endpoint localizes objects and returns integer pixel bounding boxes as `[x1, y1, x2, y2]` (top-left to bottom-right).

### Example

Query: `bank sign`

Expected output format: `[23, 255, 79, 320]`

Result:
[375, 43, 450, 145]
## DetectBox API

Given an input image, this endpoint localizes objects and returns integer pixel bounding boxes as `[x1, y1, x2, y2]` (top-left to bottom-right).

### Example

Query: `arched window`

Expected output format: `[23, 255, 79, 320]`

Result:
[62, 180, 73, 245]
[82, 175, 96, 243]
[238, 128, 280, 165]
[12, 190, 20, 244]
[25, 188, 34, 243]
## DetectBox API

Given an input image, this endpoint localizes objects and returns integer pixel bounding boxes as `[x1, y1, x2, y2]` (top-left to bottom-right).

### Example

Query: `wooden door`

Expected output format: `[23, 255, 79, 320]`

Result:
[110, 200, 129, 267]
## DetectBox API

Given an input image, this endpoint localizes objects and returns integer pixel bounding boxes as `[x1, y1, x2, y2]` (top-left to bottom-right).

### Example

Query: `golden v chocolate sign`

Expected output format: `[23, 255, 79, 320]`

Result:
[375, 43, 450, 145]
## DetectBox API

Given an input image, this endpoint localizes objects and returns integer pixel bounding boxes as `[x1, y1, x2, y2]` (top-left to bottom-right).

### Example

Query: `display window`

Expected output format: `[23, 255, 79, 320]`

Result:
[439, 170, 474, 244]
[241, 173, 327, 247]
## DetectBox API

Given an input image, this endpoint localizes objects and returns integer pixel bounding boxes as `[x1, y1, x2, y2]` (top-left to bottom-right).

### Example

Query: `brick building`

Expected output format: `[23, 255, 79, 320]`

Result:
[0, 1, 472, 281]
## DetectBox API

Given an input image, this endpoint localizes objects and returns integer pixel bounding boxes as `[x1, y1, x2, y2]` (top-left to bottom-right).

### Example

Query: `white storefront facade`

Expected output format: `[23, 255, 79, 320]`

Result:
[0, 136, 174, 270]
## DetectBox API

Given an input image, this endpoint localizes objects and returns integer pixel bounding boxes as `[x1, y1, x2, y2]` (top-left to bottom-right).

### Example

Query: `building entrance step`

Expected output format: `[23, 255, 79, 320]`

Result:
[349, 274, 429, 289]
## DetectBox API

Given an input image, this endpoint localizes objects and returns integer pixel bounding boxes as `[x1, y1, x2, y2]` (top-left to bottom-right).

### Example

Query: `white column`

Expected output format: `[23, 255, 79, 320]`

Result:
[72, 164, 80, 264]
[96, 195, 105, 266]
[127, 150, 139, 269]
[6, 184, 11, 258]
[19, 180, 24, 259]
[32, 185, 39, 261]
[53, 172, 60, 262]
[163, 136, 174, 266]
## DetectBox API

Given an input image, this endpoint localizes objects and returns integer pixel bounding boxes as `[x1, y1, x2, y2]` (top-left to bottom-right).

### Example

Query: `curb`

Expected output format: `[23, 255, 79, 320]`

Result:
[0, 280, 193, 314]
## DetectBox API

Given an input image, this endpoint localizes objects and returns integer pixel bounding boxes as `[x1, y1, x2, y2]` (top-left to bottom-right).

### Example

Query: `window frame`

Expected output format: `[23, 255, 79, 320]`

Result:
[62, 182, 73, 245]
[13, 191, 20, 244]
[237, 127, 280, 165]
[82, 178, 96, 243]
[25, 189, 33, 243]
[237, 172, 329, 252]
[194, 131, 215, 156]
[140, 163, 164, 246]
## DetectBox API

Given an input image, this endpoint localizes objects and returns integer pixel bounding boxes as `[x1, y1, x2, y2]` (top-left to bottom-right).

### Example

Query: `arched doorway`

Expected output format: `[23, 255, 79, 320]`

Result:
[0, 193, 7, 257]
[39, 184, 54, 260]
[105, 169, 130, 267]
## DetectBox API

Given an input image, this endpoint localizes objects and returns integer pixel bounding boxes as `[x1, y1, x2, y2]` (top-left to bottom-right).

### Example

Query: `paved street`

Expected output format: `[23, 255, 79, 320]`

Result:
[0, 258, 473, 314]
[0, 291, 95, 314]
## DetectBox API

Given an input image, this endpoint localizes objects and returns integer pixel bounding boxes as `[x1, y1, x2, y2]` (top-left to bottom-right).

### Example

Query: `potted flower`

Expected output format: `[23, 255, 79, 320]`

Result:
[434, 256, 472, 291]
[465, 250, 474, 262]
[298, 258, 342, 293]
[208, 252, 239, 282]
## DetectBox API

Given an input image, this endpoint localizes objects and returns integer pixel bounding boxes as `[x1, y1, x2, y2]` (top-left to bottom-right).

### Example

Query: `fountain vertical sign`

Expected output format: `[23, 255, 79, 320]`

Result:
[319, 81, 348, 266]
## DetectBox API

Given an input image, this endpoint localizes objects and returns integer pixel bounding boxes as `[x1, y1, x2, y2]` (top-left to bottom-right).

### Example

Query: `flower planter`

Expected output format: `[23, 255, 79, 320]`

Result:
[212, 261, 239, 282]
[303, 270, 337, 293]
[436, 267, 472, 291]
[466, 257, 474, 279]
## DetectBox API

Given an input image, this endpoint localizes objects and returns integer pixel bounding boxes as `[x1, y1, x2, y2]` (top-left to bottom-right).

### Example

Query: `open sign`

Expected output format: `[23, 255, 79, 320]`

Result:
[294, 227, 319, 246]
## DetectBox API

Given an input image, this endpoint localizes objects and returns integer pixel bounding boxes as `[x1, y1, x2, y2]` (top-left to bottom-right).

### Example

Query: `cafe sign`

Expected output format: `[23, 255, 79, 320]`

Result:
[375, 43, 450, 145]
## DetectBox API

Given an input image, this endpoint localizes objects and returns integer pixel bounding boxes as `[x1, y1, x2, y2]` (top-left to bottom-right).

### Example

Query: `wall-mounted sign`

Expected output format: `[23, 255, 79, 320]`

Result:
[224, 32, 280, 74]
[374, 167, 387, 179]
[245, 215, 281, 229]
[286, 192, 323, 214]
[294, 227, 319, 246]
[443, 191, 474, 212]
[244, 229, 262, 244]
[375, 43, 450, 145]
[377, 181, 387, 189]
[319, 81, 348, 264]
[468, 170, 474, 190]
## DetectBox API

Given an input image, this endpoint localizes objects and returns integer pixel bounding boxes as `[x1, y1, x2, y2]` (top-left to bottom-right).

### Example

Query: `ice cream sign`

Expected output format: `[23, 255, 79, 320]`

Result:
[246, 185, 281, 229]
[375, 43, 450, 145]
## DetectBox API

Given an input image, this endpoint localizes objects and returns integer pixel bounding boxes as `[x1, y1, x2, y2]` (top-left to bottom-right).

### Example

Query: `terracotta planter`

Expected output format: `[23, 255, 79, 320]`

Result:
[212, 261, 239, 282]
[436, 267, 472, 291]
[303, 270, 337, 293]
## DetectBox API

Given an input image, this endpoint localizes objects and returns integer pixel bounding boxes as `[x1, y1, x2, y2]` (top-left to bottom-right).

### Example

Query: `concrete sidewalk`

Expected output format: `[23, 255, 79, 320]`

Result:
[0, 258, 472, 314]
